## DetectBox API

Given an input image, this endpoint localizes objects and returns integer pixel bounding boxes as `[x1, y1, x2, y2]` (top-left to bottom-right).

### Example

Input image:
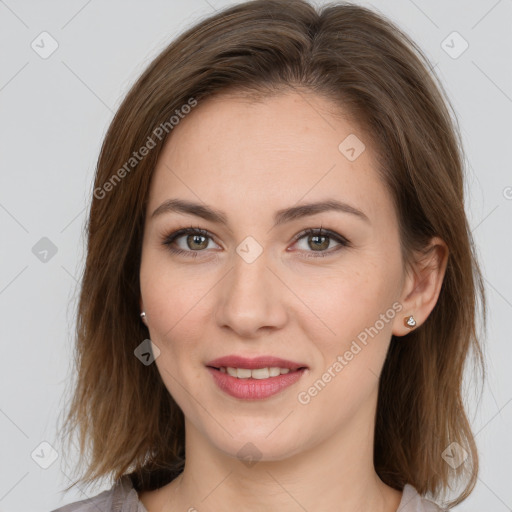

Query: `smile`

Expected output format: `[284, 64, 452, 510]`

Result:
[217, 366, 296, 378]
[207, 365, 307, 400]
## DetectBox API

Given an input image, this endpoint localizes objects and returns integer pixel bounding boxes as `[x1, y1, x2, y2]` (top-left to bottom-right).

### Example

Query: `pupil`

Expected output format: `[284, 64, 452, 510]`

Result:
[311, 235, 328, 250]
[189, 234, 207, 250]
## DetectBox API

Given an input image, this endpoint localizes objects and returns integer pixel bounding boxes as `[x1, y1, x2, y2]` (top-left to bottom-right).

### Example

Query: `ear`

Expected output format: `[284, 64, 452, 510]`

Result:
[392, 236, 449, 337]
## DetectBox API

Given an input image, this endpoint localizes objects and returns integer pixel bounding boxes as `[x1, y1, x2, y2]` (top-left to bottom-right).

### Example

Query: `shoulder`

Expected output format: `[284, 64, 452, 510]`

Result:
[398, 484, 448, 512]
[50, 474, 145, 512]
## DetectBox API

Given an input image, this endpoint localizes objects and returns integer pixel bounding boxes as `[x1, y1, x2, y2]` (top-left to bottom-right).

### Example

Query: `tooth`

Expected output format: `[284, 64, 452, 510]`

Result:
[223, 366, 296, 378]
[236, 368, 252, 379]
[252, 368, 270, 379]
[269, 367, 281, 377]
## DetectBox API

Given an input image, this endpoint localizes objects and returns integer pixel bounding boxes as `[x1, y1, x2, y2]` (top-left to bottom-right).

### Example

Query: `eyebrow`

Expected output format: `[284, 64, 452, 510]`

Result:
[150, 198, 370, 226]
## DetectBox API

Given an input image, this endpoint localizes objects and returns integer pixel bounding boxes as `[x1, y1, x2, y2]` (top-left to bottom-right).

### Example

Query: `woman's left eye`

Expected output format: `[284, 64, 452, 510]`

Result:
[291, 228, 351, 258]
[161, 226, 351, 259]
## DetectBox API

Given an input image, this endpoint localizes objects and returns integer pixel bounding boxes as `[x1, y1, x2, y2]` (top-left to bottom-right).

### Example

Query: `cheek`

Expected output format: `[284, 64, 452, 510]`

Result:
[293, 258, 399, 347]
[295, 266, 400, 421]
[139, 258, 202, 388]
[140, 247, 210, 335]
[141, 274, 206, 408]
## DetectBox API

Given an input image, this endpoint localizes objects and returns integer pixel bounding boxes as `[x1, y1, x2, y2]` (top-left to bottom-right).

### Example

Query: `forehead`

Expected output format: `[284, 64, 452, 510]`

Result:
[147, 91, 391, 226]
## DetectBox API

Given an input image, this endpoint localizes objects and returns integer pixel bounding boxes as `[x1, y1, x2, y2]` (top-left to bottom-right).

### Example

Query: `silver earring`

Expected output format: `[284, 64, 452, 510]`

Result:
[404, 315, 416, 328]
[140, 311, 146, 321]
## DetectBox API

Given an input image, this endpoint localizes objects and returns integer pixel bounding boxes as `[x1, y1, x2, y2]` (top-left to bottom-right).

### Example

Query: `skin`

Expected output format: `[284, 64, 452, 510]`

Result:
[138, 90, 448, 512]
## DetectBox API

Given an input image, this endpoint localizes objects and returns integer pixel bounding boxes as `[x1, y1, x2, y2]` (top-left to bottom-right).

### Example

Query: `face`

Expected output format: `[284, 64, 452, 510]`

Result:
[139, 90, 408, 461]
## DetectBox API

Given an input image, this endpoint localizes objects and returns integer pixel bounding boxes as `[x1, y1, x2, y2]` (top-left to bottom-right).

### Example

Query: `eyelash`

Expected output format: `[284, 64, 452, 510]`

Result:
[161, 225, 351, 259]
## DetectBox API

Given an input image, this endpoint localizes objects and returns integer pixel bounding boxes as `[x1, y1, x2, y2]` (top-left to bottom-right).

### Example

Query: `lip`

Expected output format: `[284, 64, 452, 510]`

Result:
[206, 355, 309, 400]
[206, 355, 308, 371]
[207, 367, 307, 400]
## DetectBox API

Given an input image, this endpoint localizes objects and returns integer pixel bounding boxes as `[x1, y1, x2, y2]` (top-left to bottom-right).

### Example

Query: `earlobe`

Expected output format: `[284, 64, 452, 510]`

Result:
[392, 237, 449, 337]
[139, 296, 147, 324]
[403, 315, 417, 328]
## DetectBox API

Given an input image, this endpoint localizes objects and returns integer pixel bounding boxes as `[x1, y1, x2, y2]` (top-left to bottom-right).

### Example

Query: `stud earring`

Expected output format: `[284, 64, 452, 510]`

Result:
[140, 311, 146, 322]
[404, 315, 416, 328]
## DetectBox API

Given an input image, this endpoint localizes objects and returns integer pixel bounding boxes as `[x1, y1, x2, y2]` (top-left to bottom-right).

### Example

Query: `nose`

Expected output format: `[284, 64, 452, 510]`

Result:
[214, 250, 288, 339]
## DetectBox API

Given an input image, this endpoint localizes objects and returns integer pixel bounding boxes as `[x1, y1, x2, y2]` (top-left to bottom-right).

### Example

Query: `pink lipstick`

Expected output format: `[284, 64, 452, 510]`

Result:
[206, 355, 308, 400]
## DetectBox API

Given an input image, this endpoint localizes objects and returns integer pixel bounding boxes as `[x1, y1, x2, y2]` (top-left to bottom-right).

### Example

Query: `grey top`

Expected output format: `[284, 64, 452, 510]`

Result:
[51, 474, 447, 512]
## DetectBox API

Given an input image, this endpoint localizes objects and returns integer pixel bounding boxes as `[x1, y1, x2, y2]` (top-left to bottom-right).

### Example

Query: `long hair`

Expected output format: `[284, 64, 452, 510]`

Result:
[57, 1, 486, 507]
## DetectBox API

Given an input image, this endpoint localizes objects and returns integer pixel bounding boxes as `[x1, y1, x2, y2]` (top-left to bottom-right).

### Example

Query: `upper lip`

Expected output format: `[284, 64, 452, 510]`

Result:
[206, 355, 308, 371]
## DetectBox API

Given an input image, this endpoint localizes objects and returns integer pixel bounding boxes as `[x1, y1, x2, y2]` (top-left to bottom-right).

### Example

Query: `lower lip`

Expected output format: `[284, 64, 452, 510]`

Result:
[207, 367, 307, 400]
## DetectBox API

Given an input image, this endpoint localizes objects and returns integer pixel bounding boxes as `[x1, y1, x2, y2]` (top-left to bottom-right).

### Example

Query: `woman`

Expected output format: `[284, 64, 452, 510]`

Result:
[52, 1, 486, 511]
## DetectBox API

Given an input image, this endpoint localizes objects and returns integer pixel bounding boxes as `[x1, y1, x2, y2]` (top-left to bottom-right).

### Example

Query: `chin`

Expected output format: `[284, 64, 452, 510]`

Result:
[203, 423, 309, 464]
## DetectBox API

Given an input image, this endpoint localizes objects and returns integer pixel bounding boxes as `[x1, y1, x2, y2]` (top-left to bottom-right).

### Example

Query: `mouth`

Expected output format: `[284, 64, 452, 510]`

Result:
[205, 355, 308, 400]
[207, 366, 307, 379]
[206, 355, 308, 371]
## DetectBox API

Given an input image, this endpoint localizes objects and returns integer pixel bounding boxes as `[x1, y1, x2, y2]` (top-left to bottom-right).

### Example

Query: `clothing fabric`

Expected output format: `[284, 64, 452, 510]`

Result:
[51, 473, 447, 512]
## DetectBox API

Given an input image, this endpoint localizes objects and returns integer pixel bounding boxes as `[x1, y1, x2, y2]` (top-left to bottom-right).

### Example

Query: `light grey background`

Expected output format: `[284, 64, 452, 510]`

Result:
[0, 0, 511, 511]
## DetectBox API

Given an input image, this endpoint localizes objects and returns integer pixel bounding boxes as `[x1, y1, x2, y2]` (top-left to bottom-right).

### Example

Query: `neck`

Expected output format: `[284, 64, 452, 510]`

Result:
[152, 402, 402, 512]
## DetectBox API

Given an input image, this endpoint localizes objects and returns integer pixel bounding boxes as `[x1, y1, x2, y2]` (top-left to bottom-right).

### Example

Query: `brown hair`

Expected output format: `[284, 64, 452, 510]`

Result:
[58, 0, 486, 508]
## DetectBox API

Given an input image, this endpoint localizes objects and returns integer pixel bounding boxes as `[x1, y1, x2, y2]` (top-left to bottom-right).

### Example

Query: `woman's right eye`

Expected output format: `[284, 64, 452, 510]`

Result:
[162, 227, 219, 258]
